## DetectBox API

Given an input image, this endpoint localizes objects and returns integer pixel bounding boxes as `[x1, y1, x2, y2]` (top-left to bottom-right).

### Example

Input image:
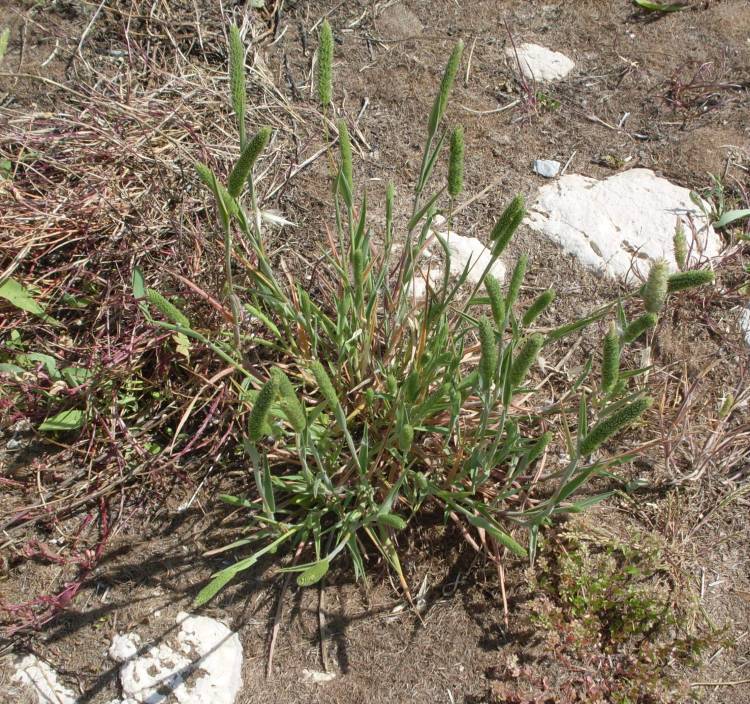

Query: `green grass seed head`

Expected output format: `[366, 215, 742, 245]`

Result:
[227, 126, 272, 198]
[398, 423, 414, 452]
[448, 125, 464, 198]
[509, 333, 544, 389]
[337, 119, 353, 192]
[0, 28, 10, 64]
[490, 195, 525, 256]
[428, 39, 464, 134]
[667, 269, 715, 293]
[527, 430, 553, 465]
[146, 289, 190, 328]
[318, 20, 333, 108]
[386, 374, 398, 396]
[579, 397, 653, 456]
[484, 274, 505, 328]
[522, 288, 555, 327]
[352, 248, 364, 291]
[673, 220, 688, 271]
[310, 360, 339, 409]
[228, 24, 247, 145]
[248, 376, 279, 442]
[601, 321, 621, 394]
[477, 316, 497, 389]
[643, 260, 669, 313]
[506, 254, 528, 309]
[272, 368, 306, 433]
[622, 312, 658, 344]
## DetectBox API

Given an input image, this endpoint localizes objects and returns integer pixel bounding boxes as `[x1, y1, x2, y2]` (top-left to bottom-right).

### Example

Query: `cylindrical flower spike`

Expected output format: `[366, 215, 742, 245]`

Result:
[490, 195, 525, 255]
[673, 221, 688, 271]
[227, 127, 272, 198]
[485, 274, 505, 328]
[248, 376, 279, 442]
[622, 313, 658, 344]
[526, 431, 553, 465]
[272, 368, 306, 433]
[509, 333, 544, 389]
[398, 423, 414, 453]
[146, 289, 190, 328]
[310, 360, 338, 409]
[318, 20, 333, 108]
[522, 288, 555, 327]
[338, 119, 353, 193]
[448, 125, 464, 199]
[428, 40, 464, 135]
[579, 397, 652, 456]
[667, 269, 715, 293]
[506, 254, 528, 309]
[643, 260, 669, 314]
[477, 316, 497, 389]
[601, 321, 620, 394]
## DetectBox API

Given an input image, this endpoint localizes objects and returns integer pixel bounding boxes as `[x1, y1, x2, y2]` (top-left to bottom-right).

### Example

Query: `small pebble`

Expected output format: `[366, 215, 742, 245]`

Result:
[533, 159, 561, 178]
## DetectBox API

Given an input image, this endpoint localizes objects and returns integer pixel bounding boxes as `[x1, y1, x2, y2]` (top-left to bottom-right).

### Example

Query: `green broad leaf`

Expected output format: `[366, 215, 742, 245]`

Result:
[194, 570, 236, 606]
[39, 408, 84, 432]
[633, 0, 688, 10]
[562, 491, 615, 513]
[174, 332, 191, 360]
[376, 513, 407, 531]
[62, 366, 92, 387]
[0, 363, 25, 376]
[17, 352, 61, 379]
[296, 559, 330, 587]
[0, 158, 12, 178]
[464, 513, 527, 557]
[60, 293, 90, 309]
[714, 209, 750, 229]
[132, 266, 146, 300]
[0, 278, 59, 325]
[219, 494, 254, 508]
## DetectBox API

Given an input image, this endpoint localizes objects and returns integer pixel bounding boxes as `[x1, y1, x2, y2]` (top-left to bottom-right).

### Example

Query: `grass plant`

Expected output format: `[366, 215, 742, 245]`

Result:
[129, 24, 713, 604]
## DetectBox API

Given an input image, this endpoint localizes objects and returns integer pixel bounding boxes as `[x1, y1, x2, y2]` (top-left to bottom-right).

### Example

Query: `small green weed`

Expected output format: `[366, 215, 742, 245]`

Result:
[524, 525, 724, 703]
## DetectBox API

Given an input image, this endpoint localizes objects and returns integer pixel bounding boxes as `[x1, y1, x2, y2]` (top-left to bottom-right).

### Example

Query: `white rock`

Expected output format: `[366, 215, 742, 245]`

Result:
[11, 654, 79, 704]
[441, 231, 507, 285]
[525, 168, 721, 282]
[109, 612, 243, 704]
[740, 306, 750, 347]
[505, 43, 575, 83]
[533, 159, 561, 178]
[405, 220, 505, 301]
[302, 669, 336, 684]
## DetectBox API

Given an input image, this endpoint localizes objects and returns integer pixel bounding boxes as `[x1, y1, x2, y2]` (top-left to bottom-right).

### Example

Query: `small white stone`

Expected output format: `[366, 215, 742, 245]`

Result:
[405, 228, 505, 301]
[12, 654, 79, 704]
[441, 231, 507, 285]
[505, 43, 575, 83]
[109, 633, 141, 662]
[109, 613, 243, 704]
[533, 159, 561, 178]
[525, 168, 721, 282]
[302, 669, 336, 683]
[740, 306, 750, 347]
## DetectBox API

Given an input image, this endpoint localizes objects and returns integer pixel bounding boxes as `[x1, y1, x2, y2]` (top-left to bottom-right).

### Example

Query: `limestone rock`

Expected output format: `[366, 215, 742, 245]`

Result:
[505, 43, 575, 83]
[525, 168, 721, 281]
[109, 612, 243, 704]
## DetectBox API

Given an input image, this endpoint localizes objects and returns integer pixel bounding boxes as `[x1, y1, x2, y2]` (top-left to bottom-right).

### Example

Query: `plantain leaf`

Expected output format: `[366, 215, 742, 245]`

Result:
[714, 209, 750, 229]
[297, 559, 330, 587]
[0, 278, 59, 325]
[39, 409, 84, 432]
